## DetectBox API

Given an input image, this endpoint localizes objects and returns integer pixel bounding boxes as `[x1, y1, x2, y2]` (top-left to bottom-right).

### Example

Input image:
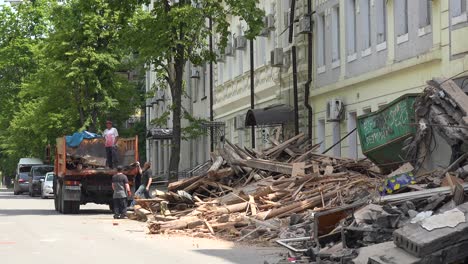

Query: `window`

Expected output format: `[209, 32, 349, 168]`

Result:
[451, 0, 467, 25]
[395, 0, 409, 37]
[360, 0, 371, 51]
[347, 0, 357, 55]
[451, 0, 467, 18]
[202, 66, 207, 98]
[332, 6, 340, 63]
[237, 26, 244, 76]
[376, 0, 387, 44]
[217, 63, 223, 85]
[260, 37, 266, 66]
[347, 112, 358, 159]
[317, 119, 326, 153]
[193, 77, 198, 102]
[317, 13, 326, 67]
[227, 57, 233, 81]
[331, 122, 341, 157]
[419, 0, 431, 28]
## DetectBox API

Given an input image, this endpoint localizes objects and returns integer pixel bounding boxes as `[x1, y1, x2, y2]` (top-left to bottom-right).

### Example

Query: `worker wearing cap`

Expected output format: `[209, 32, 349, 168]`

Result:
[112, 166, 131, 219]
[103, 120, 119, 168]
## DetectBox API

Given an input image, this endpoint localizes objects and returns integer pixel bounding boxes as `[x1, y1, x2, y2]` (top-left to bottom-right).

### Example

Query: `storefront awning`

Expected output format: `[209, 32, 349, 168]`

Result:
[245, 104, 294, 127]
[147, 128, 173, 140]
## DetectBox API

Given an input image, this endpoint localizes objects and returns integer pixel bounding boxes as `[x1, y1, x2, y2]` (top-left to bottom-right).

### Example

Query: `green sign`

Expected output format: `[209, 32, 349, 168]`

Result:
[358, 95, 417, 153]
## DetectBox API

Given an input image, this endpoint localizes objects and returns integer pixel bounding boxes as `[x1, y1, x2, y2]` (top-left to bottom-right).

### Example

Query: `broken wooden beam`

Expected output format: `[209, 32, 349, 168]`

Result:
[234, 159, 293, 175]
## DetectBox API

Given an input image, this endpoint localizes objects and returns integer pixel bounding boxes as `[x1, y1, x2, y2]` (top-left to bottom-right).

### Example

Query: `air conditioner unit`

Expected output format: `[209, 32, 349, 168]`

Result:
[270, 48, 284, 67]
[225, 43, 234, 57]
[215, 49, 225, 62]
[235, 36, 247, 50]
[326, 99, 344, 121]
[190, 68, 200, 79]
[266, 14, 275, 30]
[259, 28, 269, 37]
[298, 15, 312, 34]
[234, 115, 245, 130]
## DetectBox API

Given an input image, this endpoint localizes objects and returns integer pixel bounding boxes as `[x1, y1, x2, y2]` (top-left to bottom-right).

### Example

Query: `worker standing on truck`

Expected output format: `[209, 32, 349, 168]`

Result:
[112, 166, 131, 219]
[131, 162, 152, 207]
[103, 120, 119, 168]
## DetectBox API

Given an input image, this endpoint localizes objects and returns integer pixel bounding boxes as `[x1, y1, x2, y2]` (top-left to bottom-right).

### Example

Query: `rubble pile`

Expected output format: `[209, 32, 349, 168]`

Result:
[129, 132, 383, 242]
[129, 78, 468, 263]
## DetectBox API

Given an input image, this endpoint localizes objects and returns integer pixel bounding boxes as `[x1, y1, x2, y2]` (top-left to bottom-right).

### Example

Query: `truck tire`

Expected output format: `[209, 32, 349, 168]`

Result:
[60, 184, 80, 214]
[70, 201, 80, 214]
[60, 184, 70, 214]
[57, 182, 63, 213]
[54, 189, 59, 211]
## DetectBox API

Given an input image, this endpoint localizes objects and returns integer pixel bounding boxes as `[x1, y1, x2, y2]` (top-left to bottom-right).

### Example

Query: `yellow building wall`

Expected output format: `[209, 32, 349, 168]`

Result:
[310, 0, 468, 158]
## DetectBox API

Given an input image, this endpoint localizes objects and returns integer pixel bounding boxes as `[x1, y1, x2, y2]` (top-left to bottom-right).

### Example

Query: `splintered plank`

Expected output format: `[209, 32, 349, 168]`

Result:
[264, 132, 304, 157]
[235, 159, 293, 175]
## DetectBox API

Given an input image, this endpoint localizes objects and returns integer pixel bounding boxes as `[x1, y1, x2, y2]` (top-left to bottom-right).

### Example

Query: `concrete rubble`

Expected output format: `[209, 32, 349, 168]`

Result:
[128, 78, 468, 264]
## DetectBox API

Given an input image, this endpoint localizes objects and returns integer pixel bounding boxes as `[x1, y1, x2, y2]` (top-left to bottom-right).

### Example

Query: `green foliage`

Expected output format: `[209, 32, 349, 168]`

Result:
[181, 111, 208, 141]
[0, 1, 52, 174]
[0, 0, 144, 175]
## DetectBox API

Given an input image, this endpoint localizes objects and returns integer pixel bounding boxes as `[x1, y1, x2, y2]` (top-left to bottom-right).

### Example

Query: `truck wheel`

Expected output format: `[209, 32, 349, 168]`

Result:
[70, 201, 80, 214]
[57, 182, 64, 213]
[54, 189, 59, 211]
[60, 184, 70, 214]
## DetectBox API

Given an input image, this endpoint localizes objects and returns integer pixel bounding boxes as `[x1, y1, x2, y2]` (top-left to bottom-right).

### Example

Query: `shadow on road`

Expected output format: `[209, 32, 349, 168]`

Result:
[0, 208, 111, 217]
[0, 193, 37, 200]
[194, 248, 281, 264]
[0, 209, 57, 216]
[0, 191, 112, 216]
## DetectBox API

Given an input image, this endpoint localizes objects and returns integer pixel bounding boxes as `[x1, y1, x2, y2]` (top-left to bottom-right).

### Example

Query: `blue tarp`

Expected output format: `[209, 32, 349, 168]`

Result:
[66, 131, 101, 148]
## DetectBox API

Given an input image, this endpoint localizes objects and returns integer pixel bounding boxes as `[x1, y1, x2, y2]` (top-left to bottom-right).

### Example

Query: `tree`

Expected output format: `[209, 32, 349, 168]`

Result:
[126, 0, 264, 182]
[0, 0, 51, 174]
[0, 0, 144, 174]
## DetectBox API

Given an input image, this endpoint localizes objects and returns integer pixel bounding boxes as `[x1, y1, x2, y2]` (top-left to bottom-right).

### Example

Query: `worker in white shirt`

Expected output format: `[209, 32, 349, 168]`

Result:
[103, 120, 119, 169]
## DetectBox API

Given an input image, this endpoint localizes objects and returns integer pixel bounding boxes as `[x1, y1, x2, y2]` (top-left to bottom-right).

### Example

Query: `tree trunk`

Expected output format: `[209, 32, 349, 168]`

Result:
[168, 57, 184, 183]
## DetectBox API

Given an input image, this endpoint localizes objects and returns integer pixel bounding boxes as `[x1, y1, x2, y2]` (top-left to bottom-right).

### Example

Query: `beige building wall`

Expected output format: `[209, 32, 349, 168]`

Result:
[213, 0, 310, 150]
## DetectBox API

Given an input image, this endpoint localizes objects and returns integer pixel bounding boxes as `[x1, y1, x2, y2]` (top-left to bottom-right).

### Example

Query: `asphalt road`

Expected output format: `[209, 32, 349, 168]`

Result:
[0, 189, 282, 264]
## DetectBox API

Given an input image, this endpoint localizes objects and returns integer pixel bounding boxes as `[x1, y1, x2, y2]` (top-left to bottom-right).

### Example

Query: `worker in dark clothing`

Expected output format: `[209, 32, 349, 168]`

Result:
[131, 162, 152, 207]
[112, 166, 131, 219]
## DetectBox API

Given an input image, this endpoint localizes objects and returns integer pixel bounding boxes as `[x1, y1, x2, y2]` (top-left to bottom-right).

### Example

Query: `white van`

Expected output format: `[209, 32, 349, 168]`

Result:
[17, 158, 44, 175]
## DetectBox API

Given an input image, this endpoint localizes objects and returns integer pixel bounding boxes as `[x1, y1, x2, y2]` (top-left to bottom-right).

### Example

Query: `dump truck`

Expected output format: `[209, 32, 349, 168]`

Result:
[54, 136, 139, 214]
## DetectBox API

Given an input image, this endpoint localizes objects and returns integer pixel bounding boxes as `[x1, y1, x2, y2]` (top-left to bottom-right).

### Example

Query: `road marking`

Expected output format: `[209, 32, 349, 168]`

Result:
[39, 238, 58, 242]
[0, 241, 16, 245]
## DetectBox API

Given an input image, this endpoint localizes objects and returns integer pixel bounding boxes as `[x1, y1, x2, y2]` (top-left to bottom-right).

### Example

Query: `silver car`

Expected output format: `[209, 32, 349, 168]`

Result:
[41, 172, 54, 199]
[13, 173, 30, 195]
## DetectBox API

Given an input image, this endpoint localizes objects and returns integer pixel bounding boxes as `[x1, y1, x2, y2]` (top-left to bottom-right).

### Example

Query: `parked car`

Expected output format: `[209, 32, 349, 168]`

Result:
[13, 172, 30, 195]
[14, 158, 43, 195]
[41, 172, 54, 199]
[29, 165, 54, 197]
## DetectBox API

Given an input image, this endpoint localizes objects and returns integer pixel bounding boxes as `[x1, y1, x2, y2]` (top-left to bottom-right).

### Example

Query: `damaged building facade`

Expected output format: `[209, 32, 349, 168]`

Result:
[311, 0, 468, 161]
[145, 0, 468, 177]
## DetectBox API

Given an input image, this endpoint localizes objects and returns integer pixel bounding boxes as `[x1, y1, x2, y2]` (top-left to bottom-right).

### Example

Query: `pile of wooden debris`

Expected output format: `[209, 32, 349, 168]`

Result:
[129, 132, 384, 242]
